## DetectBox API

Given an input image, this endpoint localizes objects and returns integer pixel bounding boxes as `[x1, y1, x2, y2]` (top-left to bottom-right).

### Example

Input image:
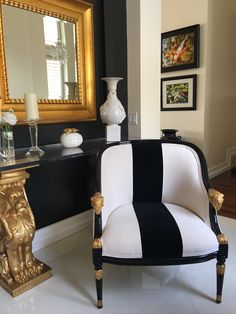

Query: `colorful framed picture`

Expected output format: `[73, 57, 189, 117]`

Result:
[161, 24, 200, 73]
[161, 74, 197, 111]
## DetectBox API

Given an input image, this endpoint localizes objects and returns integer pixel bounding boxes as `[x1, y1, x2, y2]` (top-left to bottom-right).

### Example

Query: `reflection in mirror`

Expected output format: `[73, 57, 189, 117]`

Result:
[2, 5, 78, 100]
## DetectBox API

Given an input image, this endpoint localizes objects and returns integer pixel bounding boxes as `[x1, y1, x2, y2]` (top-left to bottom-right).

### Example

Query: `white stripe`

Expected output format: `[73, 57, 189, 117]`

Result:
[164, 203, 218, 257]
[101, 144, 133, 229]
[102, 203, 142, 258]
[161, 143, 211, 226]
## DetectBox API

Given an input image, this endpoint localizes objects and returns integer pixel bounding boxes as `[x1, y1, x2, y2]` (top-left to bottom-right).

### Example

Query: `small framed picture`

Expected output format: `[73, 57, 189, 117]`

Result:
[161, 74, 197, 111]
[161, 24, 200, 73]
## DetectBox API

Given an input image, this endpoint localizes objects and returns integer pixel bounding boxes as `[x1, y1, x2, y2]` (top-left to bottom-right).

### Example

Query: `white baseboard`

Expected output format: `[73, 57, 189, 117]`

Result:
[33, 209, 93, 252]
[209, 146, 236, 178]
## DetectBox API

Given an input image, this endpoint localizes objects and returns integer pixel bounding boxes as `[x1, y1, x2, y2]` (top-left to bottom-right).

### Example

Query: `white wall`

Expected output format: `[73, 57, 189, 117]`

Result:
[161, 0, 208, 149]
[127, 0, 161, 139]
[204, 0, 236, 172]
[126, 0, 141, 138]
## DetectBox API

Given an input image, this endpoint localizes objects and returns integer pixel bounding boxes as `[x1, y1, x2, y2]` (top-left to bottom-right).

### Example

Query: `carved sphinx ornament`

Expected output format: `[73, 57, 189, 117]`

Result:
[208, 188, 224, 211]
[0, 170, 52, 296]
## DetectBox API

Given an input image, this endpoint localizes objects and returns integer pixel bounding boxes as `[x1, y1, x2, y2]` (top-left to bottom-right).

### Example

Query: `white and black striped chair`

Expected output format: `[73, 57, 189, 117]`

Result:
[91, 140, 228, 308]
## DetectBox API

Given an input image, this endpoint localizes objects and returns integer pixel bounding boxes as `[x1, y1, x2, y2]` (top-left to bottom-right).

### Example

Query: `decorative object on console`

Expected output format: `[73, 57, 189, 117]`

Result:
[100, 77, 126, 141]
[60, 128, 83, 148]
[161, 129, 182, 140]
[0, 109, 17, 160]
[24, 93, 44, 157]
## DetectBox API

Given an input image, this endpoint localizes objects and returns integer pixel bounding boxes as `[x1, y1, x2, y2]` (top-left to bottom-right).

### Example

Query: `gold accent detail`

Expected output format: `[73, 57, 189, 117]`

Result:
[0, 261, 52, 297]
[0, 169, 52, 296]
[217, 264, 225, 276]
[91, 192, 104, 215]
[93, 238, 102, 249]
[208, 188, 224, 211]
[97, 299, 103, 308]
[217, 233, 228, 245]
[0, 0, 96, 124]
[216, 294, 222, 303]
[63, 128, 79, 134]
[95, 269, 103, 280]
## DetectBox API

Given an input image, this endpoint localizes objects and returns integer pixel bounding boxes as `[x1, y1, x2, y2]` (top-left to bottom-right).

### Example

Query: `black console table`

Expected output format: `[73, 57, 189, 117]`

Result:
[0, 138, 106, 297]
[0, 138, 107, 172]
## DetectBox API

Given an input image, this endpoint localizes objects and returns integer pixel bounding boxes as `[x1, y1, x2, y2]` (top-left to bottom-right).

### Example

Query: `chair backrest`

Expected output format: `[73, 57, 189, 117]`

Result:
[98, 140, 211, 229]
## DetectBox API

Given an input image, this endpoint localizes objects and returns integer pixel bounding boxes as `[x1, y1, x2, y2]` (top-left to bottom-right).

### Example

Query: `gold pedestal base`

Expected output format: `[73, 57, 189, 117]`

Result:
[0, 260, 52, 297]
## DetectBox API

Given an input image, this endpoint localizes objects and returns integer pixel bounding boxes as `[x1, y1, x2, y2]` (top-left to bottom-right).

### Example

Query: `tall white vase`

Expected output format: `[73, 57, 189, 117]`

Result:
[100, 77, 126, 125]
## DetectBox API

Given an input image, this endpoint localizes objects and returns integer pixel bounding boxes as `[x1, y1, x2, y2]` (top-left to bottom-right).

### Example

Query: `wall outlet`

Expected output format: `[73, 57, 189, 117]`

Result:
[128, 112, 138, 125]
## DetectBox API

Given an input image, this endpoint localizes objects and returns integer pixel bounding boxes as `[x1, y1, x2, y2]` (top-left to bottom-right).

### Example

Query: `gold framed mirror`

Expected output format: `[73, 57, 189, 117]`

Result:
[0, 0, 96, 124]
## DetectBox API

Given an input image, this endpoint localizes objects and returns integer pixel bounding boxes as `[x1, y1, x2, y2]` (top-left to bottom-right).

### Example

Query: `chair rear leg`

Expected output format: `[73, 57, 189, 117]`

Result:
[95, 268, 103, 308]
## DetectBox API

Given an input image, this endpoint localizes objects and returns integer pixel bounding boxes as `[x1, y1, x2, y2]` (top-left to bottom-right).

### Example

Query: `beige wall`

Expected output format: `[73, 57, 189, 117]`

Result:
[161, 0, 208, 149]
[204, 0, 236, 172]
[128, 0, 236, 174]
[161, 0, 236, 174]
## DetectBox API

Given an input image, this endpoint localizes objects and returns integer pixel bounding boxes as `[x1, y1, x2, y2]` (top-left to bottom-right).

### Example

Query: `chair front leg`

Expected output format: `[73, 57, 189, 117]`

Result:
[208, 188, 228, 303]
[216, 233, 228, 303]
[93, 239, 103, 308]
[91, 192, 104, 308]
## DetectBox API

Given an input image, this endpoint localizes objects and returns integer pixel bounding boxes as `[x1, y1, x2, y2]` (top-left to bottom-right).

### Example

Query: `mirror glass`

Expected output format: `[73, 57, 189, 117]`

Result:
[2, 4, 78, 100]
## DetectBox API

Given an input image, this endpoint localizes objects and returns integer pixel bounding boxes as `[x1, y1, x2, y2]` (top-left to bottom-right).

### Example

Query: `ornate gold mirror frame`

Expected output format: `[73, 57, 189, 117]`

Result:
[0, 0, 96, 124]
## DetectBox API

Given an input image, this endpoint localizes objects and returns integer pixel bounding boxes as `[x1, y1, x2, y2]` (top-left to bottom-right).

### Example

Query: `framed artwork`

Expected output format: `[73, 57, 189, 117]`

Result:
[161, 74, 197, 111]
[161, 24, 200, 73]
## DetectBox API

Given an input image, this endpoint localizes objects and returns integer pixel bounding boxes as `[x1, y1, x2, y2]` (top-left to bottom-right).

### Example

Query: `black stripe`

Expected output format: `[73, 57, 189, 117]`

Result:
[133, 203, 183, 258]
[132, 141, 163, 202]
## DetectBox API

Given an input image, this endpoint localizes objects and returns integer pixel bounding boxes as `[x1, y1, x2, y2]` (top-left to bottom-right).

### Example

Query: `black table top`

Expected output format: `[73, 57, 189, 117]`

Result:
[0, 138, 108, 172]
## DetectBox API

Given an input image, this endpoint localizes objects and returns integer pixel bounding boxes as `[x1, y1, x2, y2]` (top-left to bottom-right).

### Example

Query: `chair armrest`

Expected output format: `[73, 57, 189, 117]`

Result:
[208, 188, 224, 211]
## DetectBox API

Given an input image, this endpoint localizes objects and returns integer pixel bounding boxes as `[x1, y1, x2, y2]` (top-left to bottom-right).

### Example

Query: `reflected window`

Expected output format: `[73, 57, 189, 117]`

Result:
[43, 16, 68, 99]
[46, 59, 62, 99]
[43, 16, 58, 45]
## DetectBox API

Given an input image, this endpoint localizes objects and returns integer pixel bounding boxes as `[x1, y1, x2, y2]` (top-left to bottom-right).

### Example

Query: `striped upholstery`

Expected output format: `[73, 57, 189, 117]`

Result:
[100, 141, 218, 259]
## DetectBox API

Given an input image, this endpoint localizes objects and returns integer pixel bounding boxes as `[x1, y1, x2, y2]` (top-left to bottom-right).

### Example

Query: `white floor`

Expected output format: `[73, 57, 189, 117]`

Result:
[1, 216, 235, 314]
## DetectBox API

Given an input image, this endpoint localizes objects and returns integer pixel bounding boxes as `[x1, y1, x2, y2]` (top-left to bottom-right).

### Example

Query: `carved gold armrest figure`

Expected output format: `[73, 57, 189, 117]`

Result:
[208, 188, 228, 247]
[91, 192, 104, 215]
[208, 188, 224, 211]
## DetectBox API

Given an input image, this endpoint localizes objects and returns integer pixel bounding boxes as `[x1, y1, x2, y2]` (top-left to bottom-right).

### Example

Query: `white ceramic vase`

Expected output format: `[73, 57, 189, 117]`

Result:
[100, 77, 126, 125]
[60, 128, 83, 148]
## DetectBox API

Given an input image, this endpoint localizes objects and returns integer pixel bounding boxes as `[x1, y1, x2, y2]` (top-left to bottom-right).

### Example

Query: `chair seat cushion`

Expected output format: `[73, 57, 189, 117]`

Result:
[102, 202, 219, 259]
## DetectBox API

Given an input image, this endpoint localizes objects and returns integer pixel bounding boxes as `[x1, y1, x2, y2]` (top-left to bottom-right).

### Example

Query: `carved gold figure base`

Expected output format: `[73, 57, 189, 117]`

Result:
[0, 169, 52, 296]
[0, 260, 52, 297]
